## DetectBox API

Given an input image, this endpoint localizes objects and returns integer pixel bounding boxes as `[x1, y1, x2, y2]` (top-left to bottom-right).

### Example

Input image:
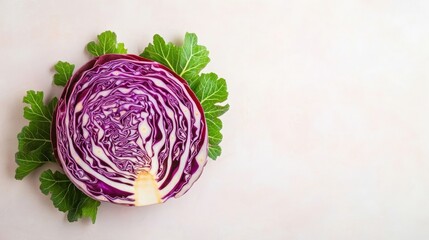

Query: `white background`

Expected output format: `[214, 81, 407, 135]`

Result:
[1, 0, 429, 239]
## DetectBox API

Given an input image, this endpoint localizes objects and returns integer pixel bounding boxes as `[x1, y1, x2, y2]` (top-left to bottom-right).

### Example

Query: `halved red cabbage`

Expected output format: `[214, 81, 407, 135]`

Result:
[52, 54, 208, 206]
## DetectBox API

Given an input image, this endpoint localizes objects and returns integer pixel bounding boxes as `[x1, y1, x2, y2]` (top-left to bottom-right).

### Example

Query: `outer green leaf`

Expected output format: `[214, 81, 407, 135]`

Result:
[192, 73, 228, 106]
[179, 33, 210, 81]
[68, 197, 100, 223]
[15, 91, 57, 179]
[208, 145, 222, 160]
[204, 104, 230, 118]
[15, 148, 53, 180]
[141, 33, 210, 83]
[141, 34, 180, 73]
[53, 61, 75, 86]
[40, 170, 78, 212]
[207, 117, 223, 146]
[18, 122, 51, 152]
[23, 91, 57, 123]
[192, 73, 229, 160]
[86, 30, 127, 57]
[116, 43, 127, 54]
[15, 122, 55, 179]
[40, 170, 100, 223]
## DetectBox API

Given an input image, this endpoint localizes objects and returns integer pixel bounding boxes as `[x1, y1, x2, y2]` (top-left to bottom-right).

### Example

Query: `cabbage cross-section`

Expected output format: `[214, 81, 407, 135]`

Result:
[52, 54, 208, 206]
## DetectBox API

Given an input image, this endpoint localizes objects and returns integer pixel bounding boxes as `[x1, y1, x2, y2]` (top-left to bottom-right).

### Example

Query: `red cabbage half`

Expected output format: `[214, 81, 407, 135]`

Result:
[52, 54, 208, 206]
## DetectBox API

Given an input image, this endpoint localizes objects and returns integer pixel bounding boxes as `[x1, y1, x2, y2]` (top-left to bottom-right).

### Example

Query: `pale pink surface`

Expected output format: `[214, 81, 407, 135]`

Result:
[1, 0, 429, 240]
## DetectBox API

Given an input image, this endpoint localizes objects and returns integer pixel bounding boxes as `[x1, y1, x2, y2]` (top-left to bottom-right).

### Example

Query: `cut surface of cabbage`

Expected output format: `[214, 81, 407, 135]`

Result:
[52, 54, 208, 206]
